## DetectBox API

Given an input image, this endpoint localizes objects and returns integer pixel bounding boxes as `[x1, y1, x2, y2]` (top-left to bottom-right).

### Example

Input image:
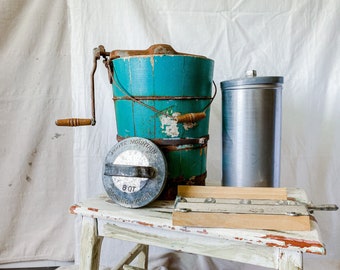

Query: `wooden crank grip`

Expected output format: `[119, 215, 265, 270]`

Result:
[55, 118, 93, 126]
[175, 112, 206, 123]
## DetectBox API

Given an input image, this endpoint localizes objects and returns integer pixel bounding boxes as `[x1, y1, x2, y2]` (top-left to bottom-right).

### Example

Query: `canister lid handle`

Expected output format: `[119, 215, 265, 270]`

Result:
[246, 70, 257, 77]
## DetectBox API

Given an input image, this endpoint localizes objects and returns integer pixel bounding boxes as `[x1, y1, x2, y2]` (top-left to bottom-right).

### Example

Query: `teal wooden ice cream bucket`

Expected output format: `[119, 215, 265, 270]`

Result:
[110, 45, 215, 199]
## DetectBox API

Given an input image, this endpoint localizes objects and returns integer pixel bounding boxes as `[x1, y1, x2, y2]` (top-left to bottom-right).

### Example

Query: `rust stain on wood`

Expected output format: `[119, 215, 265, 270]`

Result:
[262, 234, 324, 254]
[69, 204, 80, 214]
[137, 221, 154, 227]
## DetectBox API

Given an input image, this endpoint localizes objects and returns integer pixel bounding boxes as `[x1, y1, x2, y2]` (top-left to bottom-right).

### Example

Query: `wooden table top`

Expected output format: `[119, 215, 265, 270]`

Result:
[70, 188, 325, 256]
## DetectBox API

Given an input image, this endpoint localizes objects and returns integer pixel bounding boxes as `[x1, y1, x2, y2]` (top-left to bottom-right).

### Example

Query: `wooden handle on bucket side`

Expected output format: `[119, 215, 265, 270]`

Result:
[175, 112, 206, 123]
[55, 118, 93, 126]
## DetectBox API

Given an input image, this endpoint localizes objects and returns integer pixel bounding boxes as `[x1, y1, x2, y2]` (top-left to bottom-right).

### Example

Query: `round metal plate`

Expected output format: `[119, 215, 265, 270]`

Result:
[103, 137, 167, 208]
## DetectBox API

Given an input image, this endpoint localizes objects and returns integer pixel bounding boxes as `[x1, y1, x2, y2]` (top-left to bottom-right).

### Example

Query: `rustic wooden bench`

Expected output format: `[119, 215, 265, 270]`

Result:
[70, 188, 325, 269]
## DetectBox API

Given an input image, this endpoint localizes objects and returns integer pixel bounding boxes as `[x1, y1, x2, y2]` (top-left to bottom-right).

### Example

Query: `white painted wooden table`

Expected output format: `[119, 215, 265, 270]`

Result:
[70, 188, 325, 270]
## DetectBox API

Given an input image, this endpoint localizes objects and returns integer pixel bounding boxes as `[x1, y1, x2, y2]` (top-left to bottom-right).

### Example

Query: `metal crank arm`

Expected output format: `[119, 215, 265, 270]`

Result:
[306, 204, 338, 213]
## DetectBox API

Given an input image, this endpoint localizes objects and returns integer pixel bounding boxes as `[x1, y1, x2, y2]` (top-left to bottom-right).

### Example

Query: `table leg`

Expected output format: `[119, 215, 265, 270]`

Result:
[278, 249, 303, 270]
[137, 244, 148, 269]
[113, 243, 149, 270]
[80, 217, 103, 270]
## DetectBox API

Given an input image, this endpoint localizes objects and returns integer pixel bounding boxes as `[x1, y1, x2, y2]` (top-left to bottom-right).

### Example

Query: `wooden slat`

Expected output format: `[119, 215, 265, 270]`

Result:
[177, 186, 287, 200]
[172, 212, 311, 231]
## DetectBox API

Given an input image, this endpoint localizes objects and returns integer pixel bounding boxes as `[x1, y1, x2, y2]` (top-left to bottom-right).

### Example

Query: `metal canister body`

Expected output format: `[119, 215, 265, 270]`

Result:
[220, 72, 283, 187]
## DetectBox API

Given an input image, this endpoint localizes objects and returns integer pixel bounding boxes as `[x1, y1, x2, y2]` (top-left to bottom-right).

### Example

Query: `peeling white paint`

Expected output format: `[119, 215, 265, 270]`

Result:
[160, 112, 180, 137]
[183, 122, 197, 130]
[80, 217, 103, 270]
[149, 56, 154, 71]
[159, 111, 199, 137]
[74, 189, 326, 270]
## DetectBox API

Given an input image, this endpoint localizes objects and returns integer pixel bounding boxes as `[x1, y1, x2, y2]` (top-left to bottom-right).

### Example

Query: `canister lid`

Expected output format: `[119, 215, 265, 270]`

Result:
[102, 137, 167, 208]
[221, 70, 284, 89]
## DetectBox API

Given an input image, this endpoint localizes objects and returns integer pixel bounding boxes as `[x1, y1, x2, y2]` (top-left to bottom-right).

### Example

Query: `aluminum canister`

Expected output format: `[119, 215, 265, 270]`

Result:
[220, 70, 284, 187]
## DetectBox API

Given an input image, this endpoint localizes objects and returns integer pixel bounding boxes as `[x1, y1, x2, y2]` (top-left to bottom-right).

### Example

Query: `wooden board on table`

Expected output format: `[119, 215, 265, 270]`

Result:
[172, 211, 311, 231]
[177, 185, 288, 200]
[173, 186, 311, 231]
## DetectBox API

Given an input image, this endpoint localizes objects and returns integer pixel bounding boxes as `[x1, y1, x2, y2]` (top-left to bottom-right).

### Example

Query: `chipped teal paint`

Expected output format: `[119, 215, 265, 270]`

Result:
[164, 145, 207, 179]
[111, 54, 214, 192]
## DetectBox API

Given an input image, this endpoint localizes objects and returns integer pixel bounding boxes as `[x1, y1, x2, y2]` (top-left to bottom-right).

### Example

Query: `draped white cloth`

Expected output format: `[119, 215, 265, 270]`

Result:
[1, 0, 339, 269]
[0, 0, 74, 264]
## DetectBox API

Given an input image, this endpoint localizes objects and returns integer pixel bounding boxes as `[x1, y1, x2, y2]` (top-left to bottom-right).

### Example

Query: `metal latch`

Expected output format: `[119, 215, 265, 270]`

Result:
[174, 196, 338, 216]
[104, 164, 156, 179]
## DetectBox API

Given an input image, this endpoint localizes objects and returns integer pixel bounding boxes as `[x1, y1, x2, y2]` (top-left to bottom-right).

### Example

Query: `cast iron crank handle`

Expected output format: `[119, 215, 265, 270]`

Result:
[55, 46, 110, 127]
[55, 118, 94, 126]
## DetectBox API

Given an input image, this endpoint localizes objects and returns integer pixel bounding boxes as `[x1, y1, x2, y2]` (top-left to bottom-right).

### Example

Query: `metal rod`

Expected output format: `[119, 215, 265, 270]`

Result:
[90, 49, 98, 125]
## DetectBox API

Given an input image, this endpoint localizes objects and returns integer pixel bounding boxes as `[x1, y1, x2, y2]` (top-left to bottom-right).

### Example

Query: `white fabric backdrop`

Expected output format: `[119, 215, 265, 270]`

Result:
[0, 0, 74, 265]
[1, 0, 339, 269]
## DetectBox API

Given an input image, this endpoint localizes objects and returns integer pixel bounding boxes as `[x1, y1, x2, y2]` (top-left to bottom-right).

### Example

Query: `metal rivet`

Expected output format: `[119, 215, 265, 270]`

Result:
[285, 211, 301, 216]
[240, 199, 252, 205]
[178, 208, 191, 213]
[204, 197, 216, 203]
